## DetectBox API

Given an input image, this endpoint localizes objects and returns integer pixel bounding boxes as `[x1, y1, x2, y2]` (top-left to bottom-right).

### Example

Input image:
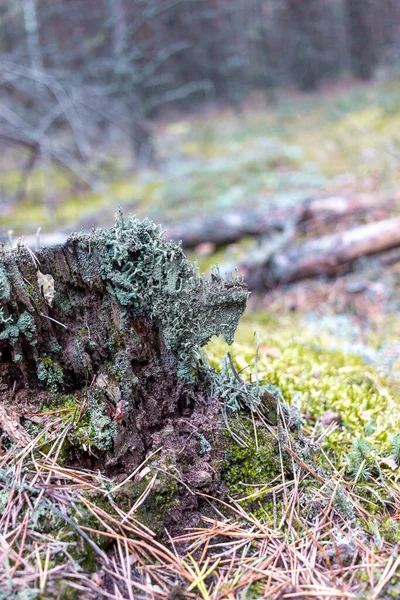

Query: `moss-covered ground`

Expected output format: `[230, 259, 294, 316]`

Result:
[1, 307, 400, 597]
[207, 310, 400, 467]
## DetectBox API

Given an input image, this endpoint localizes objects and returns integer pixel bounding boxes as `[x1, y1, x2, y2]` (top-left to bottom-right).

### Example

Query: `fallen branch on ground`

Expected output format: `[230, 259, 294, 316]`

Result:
[241, 216, 400, 291]
[164, 195, 395, 248]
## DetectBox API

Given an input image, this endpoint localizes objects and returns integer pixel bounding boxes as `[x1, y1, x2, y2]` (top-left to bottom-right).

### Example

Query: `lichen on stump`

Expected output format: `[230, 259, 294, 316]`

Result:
[0, 212, 252, 474]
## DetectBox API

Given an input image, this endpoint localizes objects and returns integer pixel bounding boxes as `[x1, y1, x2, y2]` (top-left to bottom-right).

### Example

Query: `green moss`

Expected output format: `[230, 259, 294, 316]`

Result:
[368, 517, 400, 545]
[138, 476, 180, 531]
[347, 439, 375, 481]
[41, 394, 79, 415]
[111, 468, 181, 535]
[246, 582, 266, 598]
[222, 424, 285, 501]
[206, 313, 400, 476]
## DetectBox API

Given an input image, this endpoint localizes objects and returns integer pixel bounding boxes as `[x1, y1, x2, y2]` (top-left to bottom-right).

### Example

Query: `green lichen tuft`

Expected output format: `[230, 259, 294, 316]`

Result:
[37, 357, 64, 394]
[197, 433, 212, 455]
[0, 321, 19, 344]
[209, 352, 279, 425]
[48, 337, 62, 354]
[69, 210, 248, 380]
[0, 310, 37, 346]
[16, 312, 37, 342]
[0, 261, 10, 301]
[41, 393, 116, 454]
[85, 392, 116, 451]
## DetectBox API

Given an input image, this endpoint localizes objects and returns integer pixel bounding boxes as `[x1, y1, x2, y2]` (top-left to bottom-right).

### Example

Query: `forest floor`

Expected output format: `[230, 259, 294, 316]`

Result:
[1, 79, 400, 598]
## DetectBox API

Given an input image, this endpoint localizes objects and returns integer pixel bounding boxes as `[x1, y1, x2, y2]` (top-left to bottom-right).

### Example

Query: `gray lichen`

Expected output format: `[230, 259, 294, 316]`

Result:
[0, 322, 19, 344]
[87, 393, 116, 451]
[66, 211, 248, 380]
[0, 261, 10, 301]
[0, 311, 36, 346]
[37, 357, 64, 394]
[208, 353, 279, 425]
[16, 312, 37, 343]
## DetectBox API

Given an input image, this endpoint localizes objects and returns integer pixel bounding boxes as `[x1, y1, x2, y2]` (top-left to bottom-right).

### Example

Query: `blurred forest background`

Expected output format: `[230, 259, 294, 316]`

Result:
[1, 0, 400, 241]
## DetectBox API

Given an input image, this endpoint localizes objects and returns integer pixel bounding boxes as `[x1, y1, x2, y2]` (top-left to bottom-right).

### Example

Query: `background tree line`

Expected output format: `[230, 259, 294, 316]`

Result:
[0, 0, 399, 169]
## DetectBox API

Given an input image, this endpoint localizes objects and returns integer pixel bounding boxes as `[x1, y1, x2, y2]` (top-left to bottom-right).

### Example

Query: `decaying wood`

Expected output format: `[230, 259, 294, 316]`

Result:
[164, 195, 393, 248]
[241, 216, 400, 290]
[0, 213, 250, 476]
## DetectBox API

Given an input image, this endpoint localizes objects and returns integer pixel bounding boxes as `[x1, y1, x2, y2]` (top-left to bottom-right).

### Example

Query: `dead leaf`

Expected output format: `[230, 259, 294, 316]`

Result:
[379, 455, 398, 471]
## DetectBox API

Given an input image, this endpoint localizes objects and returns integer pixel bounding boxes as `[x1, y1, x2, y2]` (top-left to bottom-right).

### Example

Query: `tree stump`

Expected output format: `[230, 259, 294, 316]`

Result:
[0, 213, 252, 471]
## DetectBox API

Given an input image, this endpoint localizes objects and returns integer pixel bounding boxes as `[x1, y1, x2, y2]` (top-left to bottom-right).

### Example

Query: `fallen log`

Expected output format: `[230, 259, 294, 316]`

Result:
[4, 194, 392, 252]
[164, 195, 393, 248]
[241, 216, 400, 291]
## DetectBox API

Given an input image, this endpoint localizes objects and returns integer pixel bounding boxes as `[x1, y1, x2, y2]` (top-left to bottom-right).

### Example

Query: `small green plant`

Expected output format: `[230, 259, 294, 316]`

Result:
[347, 439, 373, 482]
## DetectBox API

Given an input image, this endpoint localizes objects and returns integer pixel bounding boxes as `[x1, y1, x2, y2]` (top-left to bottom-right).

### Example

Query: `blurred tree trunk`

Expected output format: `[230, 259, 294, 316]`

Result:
[345, 0, 376, 80]
[107, 0, 127, 58]
[241, 217, 400, 291]
[286, 0, 323, 91]
[252, 0, 277, 102]
[22, 0, 43, 71]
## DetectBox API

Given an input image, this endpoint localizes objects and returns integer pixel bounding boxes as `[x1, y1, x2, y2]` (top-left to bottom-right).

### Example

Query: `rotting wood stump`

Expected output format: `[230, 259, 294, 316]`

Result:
[0, 213, 279, 477]
[0, 213, 288, 534]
